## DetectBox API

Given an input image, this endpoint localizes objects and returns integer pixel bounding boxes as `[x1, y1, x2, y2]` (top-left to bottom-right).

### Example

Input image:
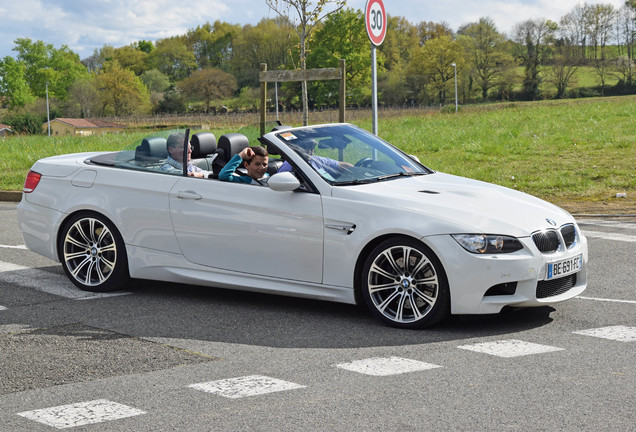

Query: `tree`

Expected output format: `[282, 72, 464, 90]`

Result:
[112, 45, 149, 75]
[593, 59, 613, 95]
[265, 0, 346, 126]
[585, 4, 616, 60]
[308, 8, 376, 106]
[458, 17, 513, 100]
[82, 45, 115, 73]
[185, 21, 240, 69]
[380, 16, 419, 70]
[11, 38, 88, 100]
[408, 36, 464, 104]
[560, 4, 589, 60]
[141, 69, 171, 93]
[178, 68, 237, 112]
[613, 55, 635, 86]
[0, 57, 35, 108]
[141, 69, 171, 109]
[148, 37, 197, 82]
[64, 76, 101, 117]
[616, 4, 635, 59]
[513, 19, 557, 100]
[231, 18, 296, 88]
[547, 40, 580, 98]
[95, 61, 151, 115]
[135, 40, 154, 54]
[417, 21, 453, 45]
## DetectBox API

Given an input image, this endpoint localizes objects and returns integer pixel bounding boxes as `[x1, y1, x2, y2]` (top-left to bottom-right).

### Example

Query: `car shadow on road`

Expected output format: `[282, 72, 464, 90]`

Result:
[91, 279, 558, 349]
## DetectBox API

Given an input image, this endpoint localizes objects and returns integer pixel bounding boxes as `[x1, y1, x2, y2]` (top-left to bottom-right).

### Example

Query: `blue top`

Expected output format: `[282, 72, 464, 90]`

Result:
[218, 154, 269, 185]
[278, 155, 340, 180]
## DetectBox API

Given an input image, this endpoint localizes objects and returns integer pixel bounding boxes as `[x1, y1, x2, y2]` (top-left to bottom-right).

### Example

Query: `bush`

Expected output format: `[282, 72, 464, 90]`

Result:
[440, 104, 460, 114]
[4, 112, 46, 134]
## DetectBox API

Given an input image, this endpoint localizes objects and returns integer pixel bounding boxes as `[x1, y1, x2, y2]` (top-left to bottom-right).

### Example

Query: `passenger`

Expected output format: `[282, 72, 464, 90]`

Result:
[218, 145, 270, 185]
[278, 139, 352, 176]
[160, 133, 210, 178]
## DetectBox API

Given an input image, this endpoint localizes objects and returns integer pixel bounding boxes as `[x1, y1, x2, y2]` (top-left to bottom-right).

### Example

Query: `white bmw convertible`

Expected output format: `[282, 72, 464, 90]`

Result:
[17, 123, 587, 328]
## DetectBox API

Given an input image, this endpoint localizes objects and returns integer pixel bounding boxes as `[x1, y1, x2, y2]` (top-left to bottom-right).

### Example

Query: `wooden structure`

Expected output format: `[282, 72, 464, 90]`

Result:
[258, 59, 346, 136]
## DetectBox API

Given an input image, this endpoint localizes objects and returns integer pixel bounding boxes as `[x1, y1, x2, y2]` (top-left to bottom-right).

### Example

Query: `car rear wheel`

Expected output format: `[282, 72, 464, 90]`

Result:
[59, 212, 129, 292]
[361, 237, 449, 329]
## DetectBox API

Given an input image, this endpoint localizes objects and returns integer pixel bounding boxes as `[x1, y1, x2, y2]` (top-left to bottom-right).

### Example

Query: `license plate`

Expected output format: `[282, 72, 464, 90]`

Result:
[547, 254, 582, 280]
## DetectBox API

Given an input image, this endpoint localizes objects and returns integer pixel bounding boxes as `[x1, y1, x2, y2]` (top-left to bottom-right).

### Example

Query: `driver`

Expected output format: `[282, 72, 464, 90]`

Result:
[278, 139, 352, 176]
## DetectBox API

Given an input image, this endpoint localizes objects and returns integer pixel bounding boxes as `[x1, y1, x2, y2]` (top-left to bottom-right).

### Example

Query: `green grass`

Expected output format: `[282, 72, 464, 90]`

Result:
[2, 96, 635, 206]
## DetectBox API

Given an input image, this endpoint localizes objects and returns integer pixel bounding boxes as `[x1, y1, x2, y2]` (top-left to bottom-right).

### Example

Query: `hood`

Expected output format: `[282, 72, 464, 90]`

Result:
[331, 172, 572, 237]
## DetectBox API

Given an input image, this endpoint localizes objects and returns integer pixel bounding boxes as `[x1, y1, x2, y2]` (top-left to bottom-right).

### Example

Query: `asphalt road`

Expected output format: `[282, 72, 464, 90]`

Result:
[0, 202, 634, 431]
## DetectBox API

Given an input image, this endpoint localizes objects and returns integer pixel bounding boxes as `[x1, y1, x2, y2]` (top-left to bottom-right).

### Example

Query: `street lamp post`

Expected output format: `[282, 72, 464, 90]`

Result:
[45, 81, 51, 136]
[451, 63, 458, 113]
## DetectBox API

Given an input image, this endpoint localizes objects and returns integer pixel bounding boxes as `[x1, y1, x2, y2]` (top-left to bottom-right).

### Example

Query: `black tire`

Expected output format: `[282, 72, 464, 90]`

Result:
[361, 237, 449, 329]
[58, 212, 129, 292]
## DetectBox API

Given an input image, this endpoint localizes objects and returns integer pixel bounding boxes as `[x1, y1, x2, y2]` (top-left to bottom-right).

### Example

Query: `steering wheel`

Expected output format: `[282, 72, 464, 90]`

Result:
[354, 157, 374, 168]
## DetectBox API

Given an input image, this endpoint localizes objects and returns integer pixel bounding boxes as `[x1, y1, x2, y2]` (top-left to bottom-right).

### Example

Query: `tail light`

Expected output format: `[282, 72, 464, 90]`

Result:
[23, 170, 42, 193]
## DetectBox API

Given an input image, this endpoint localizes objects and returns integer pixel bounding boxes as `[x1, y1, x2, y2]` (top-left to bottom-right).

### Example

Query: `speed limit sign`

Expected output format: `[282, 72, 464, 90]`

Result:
[365, 0, 386, 46]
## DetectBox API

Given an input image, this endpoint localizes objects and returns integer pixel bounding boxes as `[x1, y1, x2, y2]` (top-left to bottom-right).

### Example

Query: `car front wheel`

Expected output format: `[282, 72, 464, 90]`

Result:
[361, 237, 449, 329]
[59, 212, 129, 292]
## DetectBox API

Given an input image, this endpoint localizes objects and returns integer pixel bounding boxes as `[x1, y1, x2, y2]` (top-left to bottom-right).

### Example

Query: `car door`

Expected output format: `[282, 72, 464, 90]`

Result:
[168, 176, 324, 283]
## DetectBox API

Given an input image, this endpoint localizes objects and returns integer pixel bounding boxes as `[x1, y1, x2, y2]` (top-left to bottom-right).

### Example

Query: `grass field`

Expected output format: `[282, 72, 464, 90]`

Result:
[2, 95, 634, 212]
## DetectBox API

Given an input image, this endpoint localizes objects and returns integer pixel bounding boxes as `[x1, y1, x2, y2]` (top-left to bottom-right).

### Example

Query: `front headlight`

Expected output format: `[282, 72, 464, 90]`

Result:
[452, 234, 523, 254]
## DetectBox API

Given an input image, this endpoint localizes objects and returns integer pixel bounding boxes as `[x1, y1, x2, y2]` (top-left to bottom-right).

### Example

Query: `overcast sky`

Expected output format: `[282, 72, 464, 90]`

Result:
[0, 0, 628, 60]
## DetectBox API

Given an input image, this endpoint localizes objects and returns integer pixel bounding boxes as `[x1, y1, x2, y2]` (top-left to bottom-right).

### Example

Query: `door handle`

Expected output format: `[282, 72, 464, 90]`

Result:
[176, 191, 202, 200]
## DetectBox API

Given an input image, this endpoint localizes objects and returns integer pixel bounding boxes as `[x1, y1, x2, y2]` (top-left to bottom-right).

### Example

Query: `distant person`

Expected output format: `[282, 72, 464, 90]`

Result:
[160, 133, 210, 178]
[218, 146, 270, 185]
[278, 139, 352, 178]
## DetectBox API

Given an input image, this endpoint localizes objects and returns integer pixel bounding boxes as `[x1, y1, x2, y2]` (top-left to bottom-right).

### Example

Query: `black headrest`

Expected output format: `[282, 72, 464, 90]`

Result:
[217, 133, 249, 163]
[135, 136, 167, 160]
[191, 132, 217, 158]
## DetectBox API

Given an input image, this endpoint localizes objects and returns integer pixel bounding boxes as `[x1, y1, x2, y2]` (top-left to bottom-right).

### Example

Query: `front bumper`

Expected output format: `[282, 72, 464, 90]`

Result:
[424, 232, 588, 315]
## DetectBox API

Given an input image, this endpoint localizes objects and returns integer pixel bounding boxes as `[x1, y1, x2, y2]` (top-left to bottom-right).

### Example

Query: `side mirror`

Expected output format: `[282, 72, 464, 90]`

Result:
[409, 154, 421, 163]
[268, 172, 301, 192]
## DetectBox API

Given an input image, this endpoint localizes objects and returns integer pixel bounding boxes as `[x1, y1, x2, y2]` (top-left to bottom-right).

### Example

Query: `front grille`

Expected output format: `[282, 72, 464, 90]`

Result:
[536, 274, 577, 299]
[532, 230, 560, 253]
[561, 224, 576, 248]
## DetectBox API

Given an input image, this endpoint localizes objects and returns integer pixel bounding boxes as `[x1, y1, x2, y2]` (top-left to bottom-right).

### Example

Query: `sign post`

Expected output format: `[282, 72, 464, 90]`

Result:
[365, 0, 386, 136]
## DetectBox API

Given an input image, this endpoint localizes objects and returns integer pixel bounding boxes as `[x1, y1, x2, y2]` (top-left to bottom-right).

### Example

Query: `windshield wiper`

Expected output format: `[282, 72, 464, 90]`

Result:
[377, 171, 428, 181]
[334, 178, 378, 186]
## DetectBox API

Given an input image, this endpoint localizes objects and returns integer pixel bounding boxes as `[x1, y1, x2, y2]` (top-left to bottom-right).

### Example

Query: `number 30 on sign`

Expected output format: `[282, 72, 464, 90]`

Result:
[365, 0, 387, 46]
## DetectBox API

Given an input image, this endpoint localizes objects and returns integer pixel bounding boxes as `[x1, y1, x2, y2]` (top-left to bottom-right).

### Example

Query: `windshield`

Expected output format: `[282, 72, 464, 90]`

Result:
[275, 124, 431, 185]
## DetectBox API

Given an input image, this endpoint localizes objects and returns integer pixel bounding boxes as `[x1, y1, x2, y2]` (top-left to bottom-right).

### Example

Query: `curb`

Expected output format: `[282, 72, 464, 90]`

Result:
[0, 191, 22, 202]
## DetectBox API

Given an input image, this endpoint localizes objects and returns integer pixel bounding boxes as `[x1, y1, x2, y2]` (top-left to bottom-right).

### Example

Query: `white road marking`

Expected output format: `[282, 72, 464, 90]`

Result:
[334, 356, 442, 376]
[16, 399, 146, 429]
[0, 261, 28, 272]
[0, 262, 130, 300]
[0, 305, 6, 311]
[582, 230, 636, 242]
[0, 324, 36, 334]
[576, 296, 636, 305]
[573, 326, 636, 342]
[457, 340, 564, 358]
[0, 244, 27, 249]
[189, 375, 305, 399]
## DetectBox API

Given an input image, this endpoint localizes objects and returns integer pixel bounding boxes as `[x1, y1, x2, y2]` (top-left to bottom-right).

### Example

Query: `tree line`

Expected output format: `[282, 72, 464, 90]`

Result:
[0, 1, 635, 133]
